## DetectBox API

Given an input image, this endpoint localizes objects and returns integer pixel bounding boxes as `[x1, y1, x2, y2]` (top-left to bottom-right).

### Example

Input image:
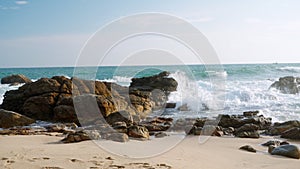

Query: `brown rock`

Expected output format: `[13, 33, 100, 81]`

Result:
[128, 125, 149, 140]
[281, 127, 300, 140]
[0, 109, 35, 128]
[107, 133, 129, 142]
[1, 74, 32, 85]
[239, 145, 257, 153]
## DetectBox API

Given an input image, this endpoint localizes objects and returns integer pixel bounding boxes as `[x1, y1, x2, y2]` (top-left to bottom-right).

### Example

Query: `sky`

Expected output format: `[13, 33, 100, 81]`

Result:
[1, 0, 300, 67]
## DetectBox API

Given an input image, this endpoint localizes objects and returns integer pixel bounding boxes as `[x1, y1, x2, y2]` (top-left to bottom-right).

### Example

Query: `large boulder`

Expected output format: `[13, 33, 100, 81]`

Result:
[0, 109, 35, 128]
[1, 74, 32, 85]
[271, 144, 300, 159]
[270, 76, 300, 94]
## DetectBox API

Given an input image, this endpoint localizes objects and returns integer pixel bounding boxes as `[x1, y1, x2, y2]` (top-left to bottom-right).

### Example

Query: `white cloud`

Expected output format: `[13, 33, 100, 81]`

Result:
[15, 1, 28, 5]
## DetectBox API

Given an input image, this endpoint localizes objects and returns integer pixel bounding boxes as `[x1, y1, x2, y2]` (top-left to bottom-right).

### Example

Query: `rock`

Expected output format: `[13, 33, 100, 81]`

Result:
[112, 121, 127, 133]
[243, 111, 259, 117]
[155, 132, 168, 138]
[234, 124, 260, 138]
[280, 141, 290, 145]
[62, 131, 91, 143]
[281, 127, 300, 140]
[239, 145, 257, 153]
[271, 144, 300, 159]
[268, 145, 276, 154]
[1, 72, 178, 124]
[107, 133, 129, 142]
[268, 120, 300, 135]
[129, 71, 178, 113]
[165, 103, 176, 108]
[270, 76, 300, 94]
[1, 74, 32, 85]
[262, 140, 281, 147]
[53, 105, 78, 123]
[105, 110, 133, 126]
[128, 125, 149, 140]
[0, 109, 35, 128]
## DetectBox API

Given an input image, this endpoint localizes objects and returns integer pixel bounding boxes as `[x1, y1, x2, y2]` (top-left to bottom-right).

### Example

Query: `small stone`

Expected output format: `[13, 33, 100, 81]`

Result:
[239, 145, 257, 153]
[261, 140, 280, 147]
[154, 132, 168, 138]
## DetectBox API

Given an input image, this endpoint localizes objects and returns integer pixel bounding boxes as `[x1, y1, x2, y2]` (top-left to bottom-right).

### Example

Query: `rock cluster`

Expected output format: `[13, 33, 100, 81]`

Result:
[0, 72, 177, 126]
[270, 76, 300, 94]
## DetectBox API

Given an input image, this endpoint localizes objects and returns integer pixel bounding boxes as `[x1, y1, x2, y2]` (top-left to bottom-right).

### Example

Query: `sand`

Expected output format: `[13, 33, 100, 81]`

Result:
[0, 134, 299, 169]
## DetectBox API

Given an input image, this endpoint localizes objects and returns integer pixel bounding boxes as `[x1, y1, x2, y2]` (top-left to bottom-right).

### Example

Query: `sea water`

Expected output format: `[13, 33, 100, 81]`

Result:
[1, 63, 300, 122]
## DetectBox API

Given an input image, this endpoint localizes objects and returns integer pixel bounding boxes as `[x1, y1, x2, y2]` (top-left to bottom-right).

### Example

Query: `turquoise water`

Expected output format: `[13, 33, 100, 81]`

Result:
[1, 63, 300, 122]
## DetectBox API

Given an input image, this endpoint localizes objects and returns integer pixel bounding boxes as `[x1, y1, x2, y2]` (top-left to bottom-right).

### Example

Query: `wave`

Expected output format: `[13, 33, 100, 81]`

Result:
[276, 66, 300, 73]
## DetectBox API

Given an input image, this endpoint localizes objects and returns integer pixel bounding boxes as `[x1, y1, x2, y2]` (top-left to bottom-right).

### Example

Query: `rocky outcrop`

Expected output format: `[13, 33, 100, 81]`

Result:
[1, 74, 32, 85]
[0, 109, 35, 128]
[0, 72, 177, 126]
[270, 76, 300, 94]
[129, 71, 178, 115]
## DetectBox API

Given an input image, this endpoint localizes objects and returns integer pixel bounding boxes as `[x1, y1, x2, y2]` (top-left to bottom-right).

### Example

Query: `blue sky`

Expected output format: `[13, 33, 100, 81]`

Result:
[1, 0, 300, 67]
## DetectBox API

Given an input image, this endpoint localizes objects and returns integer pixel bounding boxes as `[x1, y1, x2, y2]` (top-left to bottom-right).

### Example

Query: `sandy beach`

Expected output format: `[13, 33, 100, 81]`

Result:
[1, 135, 299, 169]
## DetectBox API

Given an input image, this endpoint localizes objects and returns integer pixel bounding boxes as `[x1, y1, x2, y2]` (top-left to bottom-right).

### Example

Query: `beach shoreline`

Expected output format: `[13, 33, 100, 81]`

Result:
[0, 135, 299, 169]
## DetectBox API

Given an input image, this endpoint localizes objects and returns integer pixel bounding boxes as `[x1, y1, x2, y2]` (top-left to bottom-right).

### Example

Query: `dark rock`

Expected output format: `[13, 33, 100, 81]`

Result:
[53, 105, 78, 123]
[281, 127, 300, 140]
[112, 121, 127, 133]
[262, 140, 281, 147]
[105, 110, 133, 126]
[268, 120, 300, 135]
[270, 76, 300, 94]
[243, 111, 259, 117]
[271, 144, 300, 159]
[280, 141, 290, 145]
[128, 125, 149, 140]
[1, 74, 32, 85]
[0, 109, 35, 128]
[155, 132, 168, 138]
[107, 133, 129, 142]
[165, 103, 176, 108]
[239, 145, 257, 153]
[234, 124, 260, 138]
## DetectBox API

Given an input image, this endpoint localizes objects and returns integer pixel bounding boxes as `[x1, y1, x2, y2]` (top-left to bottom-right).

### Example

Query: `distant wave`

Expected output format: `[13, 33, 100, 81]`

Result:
[276, 66, 300, 72]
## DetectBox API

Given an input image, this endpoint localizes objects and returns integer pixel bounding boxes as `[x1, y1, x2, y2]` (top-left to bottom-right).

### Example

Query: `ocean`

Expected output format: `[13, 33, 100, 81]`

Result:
[1, 63, 300, 122]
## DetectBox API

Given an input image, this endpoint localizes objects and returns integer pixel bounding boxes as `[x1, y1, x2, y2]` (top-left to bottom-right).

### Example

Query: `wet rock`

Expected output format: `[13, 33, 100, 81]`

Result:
[270, 76, 300, 94]
[1, 74, 32, 85]
[128, 125, 149, 140]
[281, 127, 300, 140]
[239, 145, 257, 153]
[0, 109, 35, 128]
[271, 144, 300, 159]
[107, 133, 129, 142]
[177, 104, 190, 111]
